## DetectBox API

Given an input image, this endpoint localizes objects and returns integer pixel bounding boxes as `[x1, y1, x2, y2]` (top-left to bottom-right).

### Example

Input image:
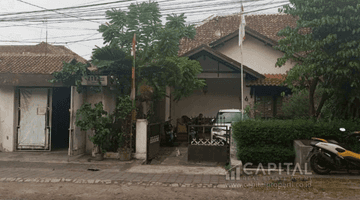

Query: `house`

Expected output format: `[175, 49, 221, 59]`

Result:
[0, 42, 115, 155]
[166, 13, 297, 122]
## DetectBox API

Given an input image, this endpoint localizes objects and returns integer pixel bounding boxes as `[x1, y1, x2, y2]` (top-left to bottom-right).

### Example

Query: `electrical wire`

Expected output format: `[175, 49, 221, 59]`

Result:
[0, 0, 286, 22]
[16, 0, 102, 24]
[0, 0, 290, 45]
[0, 1, 288, 25]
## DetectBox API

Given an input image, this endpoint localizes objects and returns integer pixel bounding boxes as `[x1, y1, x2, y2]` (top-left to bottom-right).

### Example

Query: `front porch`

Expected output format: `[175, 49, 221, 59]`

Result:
[171, 45, 265, 122]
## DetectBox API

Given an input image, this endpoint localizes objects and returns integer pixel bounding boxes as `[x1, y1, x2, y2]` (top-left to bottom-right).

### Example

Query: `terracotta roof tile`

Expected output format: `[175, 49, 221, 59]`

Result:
[179, 14, 305, 86]
[179, 13, 298, 56]
[0, 42, 87, 74]
[247, 73, 287, 86]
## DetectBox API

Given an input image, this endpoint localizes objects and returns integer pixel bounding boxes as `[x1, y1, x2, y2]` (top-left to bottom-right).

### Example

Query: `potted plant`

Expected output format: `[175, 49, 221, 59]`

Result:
[117, 131, 132, 161]
[113, 95, 136, 161]
[76, 102, 113, 160]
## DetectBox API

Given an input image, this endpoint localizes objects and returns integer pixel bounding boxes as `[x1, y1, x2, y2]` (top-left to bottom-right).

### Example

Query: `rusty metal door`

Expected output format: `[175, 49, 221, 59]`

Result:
[147, 123, 162, 162]
[68, 86, 86, 156]
[17, 88, 52, 150]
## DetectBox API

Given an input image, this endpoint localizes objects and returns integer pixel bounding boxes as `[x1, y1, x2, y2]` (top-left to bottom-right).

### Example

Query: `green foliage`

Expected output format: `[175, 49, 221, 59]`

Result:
[99, 2, 162, 56]
[225, 163, 231, 171]
[74, 96, 135, 153]
[237, 145, 295, 165]
[75, 102, 113, 153]
[244, 101, 262, 119]
[97, 2, 203, 102]
[320, 82, 360, 120]
[113, 95, 136, 150]
[143, 56, 205, 101]
[91, 45, 133, 96]
[276, 0, 360, 119]
[114, 95, 135, 119]
[280, 89, 320, 119]
[232, 119, 360, 164]
[49, 61, 95, 93]
[50, 2, 203, 104]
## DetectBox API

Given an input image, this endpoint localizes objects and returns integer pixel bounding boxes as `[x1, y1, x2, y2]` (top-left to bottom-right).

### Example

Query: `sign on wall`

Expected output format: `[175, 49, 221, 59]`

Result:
[81, 76, 108, 86]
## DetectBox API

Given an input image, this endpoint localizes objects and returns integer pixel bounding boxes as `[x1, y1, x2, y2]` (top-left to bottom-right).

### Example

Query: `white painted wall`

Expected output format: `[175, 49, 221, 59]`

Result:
[171, 78, 252, 121]
[134, 119, 147, 159]
[0, 86, 15, 152]
[102, 87, 117, 115]
[214, 35, 295, 74]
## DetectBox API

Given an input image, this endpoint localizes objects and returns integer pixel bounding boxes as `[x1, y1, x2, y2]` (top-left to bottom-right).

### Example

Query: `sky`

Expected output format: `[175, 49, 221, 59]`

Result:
[0, 0, 289, 60]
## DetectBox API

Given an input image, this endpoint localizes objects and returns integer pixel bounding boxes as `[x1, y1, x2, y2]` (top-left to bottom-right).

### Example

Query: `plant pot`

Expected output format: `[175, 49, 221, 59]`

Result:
[93, 153, 104, 161]
[118, 149, 132, 161]
[105, 152, 119, 159]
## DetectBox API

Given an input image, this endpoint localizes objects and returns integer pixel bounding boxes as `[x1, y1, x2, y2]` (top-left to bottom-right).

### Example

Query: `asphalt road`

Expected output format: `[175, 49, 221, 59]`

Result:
[1, 178, 360, 200]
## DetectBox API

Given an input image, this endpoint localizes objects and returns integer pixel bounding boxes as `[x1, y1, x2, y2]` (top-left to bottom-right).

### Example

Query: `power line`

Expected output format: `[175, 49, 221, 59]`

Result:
[0, 0, 291, 47]
[1, 0, 284, 19]
[0, 0, 288, 23]
[16, 0, 102, 24]
[0, 0, 135, 17]
[0, 0, 289, 26]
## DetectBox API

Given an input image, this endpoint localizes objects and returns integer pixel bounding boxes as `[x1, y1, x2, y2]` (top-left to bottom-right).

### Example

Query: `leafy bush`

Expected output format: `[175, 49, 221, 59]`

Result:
[75, 95, 135, 153]
[237, 145, 295, 165]
[113, 95, 136, 151]
[232, 119, 360, 164]
[281, 90, 310, 119]
[76, 102, 113, 153]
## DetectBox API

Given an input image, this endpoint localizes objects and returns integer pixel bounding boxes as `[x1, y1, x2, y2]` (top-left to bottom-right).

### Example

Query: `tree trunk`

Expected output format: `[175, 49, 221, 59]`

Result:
[309, 78, 319, 118]
[315, 91, 332, 120]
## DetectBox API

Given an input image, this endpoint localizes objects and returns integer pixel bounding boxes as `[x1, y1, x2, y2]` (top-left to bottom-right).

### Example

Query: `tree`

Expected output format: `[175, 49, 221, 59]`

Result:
[94, 1, 204, 102]
[275, 0, 360, 119]
[50, 2, 205, 116]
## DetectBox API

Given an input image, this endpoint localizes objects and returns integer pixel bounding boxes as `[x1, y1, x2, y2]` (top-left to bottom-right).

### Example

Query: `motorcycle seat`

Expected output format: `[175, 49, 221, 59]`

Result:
[328, 140, 339, 144]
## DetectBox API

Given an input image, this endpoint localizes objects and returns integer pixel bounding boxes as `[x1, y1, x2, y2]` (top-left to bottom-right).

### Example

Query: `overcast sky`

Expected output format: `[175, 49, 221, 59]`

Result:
[0, 0, 289, 60]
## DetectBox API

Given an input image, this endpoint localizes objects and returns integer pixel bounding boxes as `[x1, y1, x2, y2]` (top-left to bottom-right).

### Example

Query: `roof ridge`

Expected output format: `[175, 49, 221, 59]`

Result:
[198, 12, 290, 24]
[0, 52, 78, 56]
[246, 13, 289, 16]
[179, 13, 298, 56]
[0, 42, 64, 48]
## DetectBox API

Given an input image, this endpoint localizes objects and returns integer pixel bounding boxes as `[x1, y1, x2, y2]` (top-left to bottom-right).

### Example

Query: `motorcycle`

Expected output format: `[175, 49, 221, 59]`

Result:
[306, 128, 360, 175]
[213, 133, 228, 144]
[164, 119, 176, 146]
[189, 126, 198, 141]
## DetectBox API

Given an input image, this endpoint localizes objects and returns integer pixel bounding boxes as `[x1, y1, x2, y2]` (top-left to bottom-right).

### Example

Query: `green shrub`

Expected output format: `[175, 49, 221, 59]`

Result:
[232, 119, 360, 164]
[237, 145, 295, 165]
[76, 102, 113, 153]
[281, 90, 310, 119]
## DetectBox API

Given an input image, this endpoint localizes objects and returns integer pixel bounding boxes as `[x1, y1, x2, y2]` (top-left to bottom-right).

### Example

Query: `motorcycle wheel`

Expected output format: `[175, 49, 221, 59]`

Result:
[310, 153, 331, 175]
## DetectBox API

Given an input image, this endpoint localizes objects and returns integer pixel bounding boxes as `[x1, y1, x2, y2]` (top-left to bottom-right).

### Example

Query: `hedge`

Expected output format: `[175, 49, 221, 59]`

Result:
[237, 145, 295, 165]
[232, 119, 360, 164]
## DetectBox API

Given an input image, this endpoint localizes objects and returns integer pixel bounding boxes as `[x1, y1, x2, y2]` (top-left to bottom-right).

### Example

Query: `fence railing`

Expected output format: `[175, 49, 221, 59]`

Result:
[188, 125, 231, 144]
[187, 124, 231, 163]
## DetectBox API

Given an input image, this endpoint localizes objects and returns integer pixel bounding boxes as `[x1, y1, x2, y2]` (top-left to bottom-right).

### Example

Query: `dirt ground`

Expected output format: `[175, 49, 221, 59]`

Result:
[1, 178, 360, 200]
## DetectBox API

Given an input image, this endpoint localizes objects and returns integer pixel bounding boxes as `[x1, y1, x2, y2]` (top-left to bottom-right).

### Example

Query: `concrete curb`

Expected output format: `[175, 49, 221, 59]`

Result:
[126, 165, 227, 175]
[0, 177, 238, 188]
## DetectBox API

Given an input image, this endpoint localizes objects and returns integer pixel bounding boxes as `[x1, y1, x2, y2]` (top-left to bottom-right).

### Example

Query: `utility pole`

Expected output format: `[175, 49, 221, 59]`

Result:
[130, 33, 136, 153]
[239, 2, 246, 119]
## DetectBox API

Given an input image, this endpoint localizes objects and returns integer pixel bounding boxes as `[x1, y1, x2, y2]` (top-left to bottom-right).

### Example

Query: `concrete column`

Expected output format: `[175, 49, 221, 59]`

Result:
[0, 86, 15, 152]
[134, 119, 148, 160]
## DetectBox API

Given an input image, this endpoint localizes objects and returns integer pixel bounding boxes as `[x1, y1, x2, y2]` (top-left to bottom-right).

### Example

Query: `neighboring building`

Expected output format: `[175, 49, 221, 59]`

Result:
[168, 13, 297, 121]
[0, 42, 115, 155]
